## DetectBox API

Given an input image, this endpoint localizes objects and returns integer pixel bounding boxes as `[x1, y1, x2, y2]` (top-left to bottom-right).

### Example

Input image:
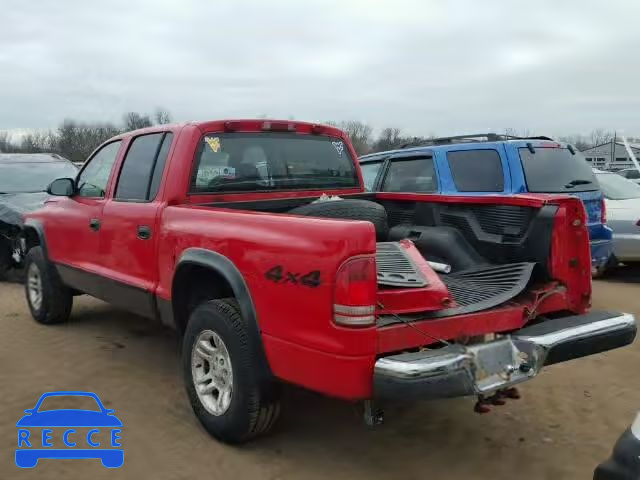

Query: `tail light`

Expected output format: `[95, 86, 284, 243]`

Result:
[333, 256, 376, 327]
[601, 197, 607, 224]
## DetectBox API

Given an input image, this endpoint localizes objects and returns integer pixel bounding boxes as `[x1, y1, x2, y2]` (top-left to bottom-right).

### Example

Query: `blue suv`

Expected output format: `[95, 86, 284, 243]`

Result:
[359, 134, 613, 273]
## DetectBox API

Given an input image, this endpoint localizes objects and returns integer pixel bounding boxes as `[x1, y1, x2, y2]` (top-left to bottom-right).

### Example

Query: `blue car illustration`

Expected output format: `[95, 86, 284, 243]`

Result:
[16, 391, 123, 468]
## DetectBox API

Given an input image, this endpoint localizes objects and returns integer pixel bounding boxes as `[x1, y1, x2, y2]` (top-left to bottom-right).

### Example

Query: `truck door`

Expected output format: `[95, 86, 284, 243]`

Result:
[98, 132, 173, 318]
[45, 140, 123, 290]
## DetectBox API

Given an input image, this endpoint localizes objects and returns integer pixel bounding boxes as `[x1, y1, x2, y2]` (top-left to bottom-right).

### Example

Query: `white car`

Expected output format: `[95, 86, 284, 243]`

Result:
[594, 170, 640, 266]
[616, 168, 640, 185]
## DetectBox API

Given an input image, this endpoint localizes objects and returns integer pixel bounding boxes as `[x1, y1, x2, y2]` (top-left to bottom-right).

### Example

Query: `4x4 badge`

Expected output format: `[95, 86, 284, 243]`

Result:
[265, 266, 321, 287]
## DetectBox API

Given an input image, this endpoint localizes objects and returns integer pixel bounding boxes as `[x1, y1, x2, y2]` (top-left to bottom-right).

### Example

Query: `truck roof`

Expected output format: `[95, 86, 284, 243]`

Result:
[113, 119, 348, 141]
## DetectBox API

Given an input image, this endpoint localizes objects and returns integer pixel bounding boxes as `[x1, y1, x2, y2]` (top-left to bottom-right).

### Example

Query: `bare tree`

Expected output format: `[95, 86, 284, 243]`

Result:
[372, 127, 402, 152]
[154, 108, 172, 125]
[588, 128, 614, 148]
[123, 111, 152, 131]
[557, 134, 590, 151]
[0, 131, 13, 153]
[55, 120, 121, 162]
[328, 120, 373, 154]
[503, 127, 532, 138]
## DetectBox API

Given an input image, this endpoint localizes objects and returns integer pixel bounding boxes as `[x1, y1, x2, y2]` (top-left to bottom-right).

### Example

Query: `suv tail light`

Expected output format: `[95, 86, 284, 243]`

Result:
[601, 197, 607, 224]
[333, 256, 376, 327]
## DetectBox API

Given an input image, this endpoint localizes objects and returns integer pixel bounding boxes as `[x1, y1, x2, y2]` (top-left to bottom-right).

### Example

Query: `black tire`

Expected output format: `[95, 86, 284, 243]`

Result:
[288, 199, 389, 241]
[183, 299, 281, 443]
[0, 237, 12, 281]
[24, 246, 73, 324]
[593, 255, 618, 279]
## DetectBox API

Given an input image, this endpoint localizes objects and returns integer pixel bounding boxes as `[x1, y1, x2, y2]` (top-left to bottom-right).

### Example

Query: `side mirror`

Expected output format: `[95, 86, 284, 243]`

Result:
[47, 178, 75, 196]
[23, 409, 33, 414]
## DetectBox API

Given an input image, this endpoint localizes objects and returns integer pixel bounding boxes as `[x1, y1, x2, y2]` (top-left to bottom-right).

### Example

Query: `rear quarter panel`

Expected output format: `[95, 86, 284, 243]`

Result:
[157, 205, 377, 357]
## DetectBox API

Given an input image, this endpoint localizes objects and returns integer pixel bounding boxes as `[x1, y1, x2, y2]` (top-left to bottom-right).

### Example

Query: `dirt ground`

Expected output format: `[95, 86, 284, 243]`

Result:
[1, 269, 639, 480]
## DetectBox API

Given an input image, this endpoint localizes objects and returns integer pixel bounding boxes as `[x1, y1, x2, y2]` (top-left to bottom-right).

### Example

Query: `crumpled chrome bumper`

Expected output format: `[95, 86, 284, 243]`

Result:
[374, 311, 636, 400]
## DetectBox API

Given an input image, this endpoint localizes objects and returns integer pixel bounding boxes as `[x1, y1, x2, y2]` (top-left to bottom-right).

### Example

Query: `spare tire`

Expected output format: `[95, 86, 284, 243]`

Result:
[289, 199, 389, 241]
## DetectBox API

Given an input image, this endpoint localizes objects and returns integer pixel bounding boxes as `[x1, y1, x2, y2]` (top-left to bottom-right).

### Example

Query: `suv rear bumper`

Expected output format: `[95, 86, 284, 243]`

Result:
[374, 311, 636, 400]
[591, 237, 614, 269]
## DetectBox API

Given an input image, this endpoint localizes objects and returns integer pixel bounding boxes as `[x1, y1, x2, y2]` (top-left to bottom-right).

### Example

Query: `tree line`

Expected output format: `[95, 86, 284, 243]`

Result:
[0, 109, 172, 163]
[0, 112, 631, 161]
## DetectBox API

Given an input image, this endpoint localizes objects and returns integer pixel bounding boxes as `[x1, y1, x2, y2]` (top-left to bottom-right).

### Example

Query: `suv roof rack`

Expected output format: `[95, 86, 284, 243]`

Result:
[400, 133, 554, 149]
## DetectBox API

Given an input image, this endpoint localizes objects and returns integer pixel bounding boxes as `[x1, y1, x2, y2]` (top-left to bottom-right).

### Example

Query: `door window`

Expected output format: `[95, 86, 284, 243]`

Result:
[447, 149, 504, 192]
[77, 141, 122, 198]
[360, 161, 383, 191]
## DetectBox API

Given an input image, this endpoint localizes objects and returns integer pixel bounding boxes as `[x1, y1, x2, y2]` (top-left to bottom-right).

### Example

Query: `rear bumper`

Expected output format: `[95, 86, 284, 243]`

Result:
[374, 311, 636, 400]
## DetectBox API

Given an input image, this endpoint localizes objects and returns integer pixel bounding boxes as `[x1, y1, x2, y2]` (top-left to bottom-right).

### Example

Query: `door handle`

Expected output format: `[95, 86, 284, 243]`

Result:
[89, 218, 101, 231]
[137, 225, 152, 240]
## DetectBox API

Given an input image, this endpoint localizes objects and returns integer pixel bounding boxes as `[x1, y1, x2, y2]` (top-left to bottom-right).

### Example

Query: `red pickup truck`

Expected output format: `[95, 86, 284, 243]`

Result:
[23, 119, 636, 443]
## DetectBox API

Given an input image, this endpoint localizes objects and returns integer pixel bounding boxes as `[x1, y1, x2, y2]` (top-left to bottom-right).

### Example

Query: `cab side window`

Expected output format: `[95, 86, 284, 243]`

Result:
[77, 141, 122, 198]
[115, 133, 173, 201]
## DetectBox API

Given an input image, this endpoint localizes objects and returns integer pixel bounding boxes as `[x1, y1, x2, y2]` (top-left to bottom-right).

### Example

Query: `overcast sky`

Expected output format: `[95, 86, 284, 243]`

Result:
[2, 0, 640, 137]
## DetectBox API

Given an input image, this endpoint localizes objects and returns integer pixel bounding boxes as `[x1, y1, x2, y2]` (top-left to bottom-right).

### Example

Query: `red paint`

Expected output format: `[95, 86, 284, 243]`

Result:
[26, 119, 594, 401]
[377, 240, 452, 314]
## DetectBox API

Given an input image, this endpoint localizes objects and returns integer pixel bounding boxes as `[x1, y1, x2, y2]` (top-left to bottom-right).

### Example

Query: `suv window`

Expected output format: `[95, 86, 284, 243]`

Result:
[115, 133, 173, 201]
[191, 133, 358, 193]
[382, 157, 437, 193]
[447, 149, 504, 192]
[360, 161, 383, 191]
[519, 147, 597, 193]
[77, 141, 122, 198]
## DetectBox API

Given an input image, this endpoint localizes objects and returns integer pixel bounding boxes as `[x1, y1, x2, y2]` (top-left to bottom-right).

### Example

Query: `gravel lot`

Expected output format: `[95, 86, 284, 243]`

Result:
[1, 269, 639, 479]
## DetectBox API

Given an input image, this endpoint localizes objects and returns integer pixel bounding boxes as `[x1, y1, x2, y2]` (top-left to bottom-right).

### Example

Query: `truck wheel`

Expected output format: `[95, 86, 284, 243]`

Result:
[289, 199, 389, 241]
[183, 299, 281, 443]
[24, 246, 73, 324]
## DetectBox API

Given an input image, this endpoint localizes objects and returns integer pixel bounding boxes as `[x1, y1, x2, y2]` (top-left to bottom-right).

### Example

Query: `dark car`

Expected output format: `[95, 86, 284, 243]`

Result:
[0, 153, 77, 279]
[594, 413, 640, 479]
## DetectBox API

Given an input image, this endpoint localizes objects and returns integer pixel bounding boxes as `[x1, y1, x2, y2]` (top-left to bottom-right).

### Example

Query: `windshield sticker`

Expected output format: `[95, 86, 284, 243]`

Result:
[205, 137, 221, 153]
[332, 141, 344, 156]
[207, 166, 235, 178]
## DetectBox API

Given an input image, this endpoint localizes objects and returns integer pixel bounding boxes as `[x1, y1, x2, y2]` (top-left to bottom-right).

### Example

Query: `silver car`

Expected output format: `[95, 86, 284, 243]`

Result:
[595, 170, 640, 265]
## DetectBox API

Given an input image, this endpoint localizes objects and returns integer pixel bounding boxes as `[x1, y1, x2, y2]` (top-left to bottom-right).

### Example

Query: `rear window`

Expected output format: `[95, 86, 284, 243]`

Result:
[520, 147, 597, 193]
[382, 157, 437, 193]
[191, 133, 358, 193]
[446, 149, 504, 192]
